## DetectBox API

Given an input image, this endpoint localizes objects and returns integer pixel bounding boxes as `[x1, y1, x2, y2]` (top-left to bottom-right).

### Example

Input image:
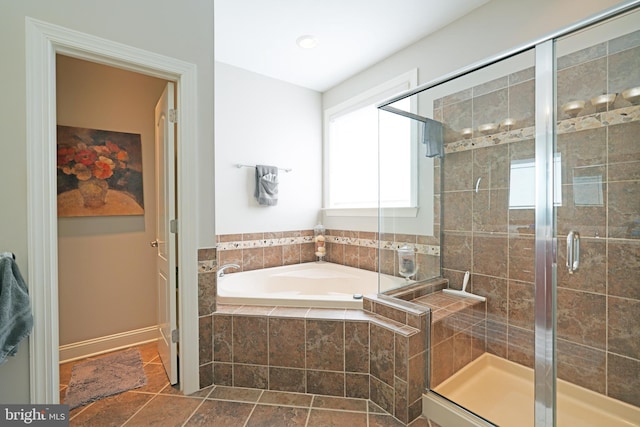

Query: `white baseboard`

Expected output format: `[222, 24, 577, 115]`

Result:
[59, 326, 159, 364]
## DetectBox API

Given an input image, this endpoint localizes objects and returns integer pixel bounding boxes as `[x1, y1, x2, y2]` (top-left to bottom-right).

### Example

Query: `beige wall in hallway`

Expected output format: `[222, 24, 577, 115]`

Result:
[56, 55, 167, 346]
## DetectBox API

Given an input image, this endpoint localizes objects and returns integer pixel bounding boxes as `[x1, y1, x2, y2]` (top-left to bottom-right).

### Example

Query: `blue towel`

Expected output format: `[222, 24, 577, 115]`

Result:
[422, 118, 444, 158]
[254, 165, 279, 206]
[0, 253, 33, 365]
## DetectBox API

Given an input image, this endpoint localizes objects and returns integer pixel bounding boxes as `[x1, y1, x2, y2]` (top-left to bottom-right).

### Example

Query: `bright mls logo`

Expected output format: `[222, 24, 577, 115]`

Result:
[1, 405, 68, 426]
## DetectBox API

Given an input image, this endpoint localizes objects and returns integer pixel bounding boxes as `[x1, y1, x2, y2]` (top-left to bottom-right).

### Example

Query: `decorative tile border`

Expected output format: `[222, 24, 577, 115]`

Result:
[445, 104, 640, 154]
[217, 232, 440, 257]
[378, 239, 440, 257]
[198, 259, 216, 273]
[216, 235, 314, 251]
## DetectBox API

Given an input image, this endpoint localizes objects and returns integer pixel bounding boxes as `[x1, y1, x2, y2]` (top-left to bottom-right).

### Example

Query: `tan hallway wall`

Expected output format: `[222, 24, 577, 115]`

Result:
[56, 55, 167, 349]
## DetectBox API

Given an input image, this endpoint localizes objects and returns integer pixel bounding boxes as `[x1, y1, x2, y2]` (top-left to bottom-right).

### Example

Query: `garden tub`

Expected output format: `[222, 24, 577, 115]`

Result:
[217, 262, 405, 308]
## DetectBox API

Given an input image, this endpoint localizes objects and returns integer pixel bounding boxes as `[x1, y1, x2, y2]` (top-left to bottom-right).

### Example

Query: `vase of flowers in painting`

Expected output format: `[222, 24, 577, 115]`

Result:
[57, 140, 129, 209]
[77, 177, 109, 208]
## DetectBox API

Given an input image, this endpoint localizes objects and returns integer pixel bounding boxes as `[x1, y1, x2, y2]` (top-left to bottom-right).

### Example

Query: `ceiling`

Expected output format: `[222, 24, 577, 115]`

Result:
[214, 0, 490, 92]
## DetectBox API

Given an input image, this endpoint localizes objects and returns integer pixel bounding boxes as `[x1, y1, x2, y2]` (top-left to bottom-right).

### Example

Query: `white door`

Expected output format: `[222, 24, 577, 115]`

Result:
[154, 82, 178, 384]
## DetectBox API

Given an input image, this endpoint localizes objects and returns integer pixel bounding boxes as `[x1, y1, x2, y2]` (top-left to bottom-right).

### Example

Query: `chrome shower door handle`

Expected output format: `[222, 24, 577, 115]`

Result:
[566, 231, 580, 274]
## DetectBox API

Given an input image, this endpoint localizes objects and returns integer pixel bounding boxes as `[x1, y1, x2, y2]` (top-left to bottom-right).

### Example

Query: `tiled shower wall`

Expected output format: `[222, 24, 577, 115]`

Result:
[436, 30, 640, 407]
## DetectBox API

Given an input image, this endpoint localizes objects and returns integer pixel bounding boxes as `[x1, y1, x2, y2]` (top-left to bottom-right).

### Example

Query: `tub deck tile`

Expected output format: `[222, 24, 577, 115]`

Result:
[270, 306, 311, 318]
[306, 308, 347, 320]
[234, 305, 276, 316]
[215, 303, 243, 314]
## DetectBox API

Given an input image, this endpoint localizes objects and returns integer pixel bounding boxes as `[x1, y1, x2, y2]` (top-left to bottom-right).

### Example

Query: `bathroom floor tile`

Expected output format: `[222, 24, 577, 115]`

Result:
[245, 404, 310, 426]
[307, 408, 368, 426]
[312, 394, 368, 412]
[258, 390, 314, 407]
[63, 343, 435, 427]
[208, 385, 263, 402]
[184, 399, 254, 426]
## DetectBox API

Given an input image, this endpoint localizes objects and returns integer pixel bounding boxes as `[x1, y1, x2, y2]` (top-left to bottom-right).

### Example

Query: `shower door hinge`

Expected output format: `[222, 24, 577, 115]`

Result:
[171, 329, 179, 343]
[169, 109, 177, 123]
[170, 219, 178, 234]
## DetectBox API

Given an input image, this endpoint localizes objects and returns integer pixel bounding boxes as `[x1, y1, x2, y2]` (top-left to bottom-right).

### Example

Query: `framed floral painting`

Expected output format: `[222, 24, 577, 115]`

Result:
[56, 125, 145, 217]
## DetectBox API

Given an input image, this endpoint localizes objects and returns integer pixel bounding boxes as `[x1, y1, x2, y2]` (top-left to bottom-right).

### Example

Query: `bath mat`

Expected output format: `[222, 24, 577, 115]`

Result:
[64, 348, 147, 409]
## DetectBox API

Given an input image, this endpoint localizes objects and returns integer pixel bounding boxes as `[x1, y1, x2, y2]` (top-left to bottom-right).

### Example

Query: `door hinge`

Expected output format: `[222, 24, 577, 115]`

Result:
[169, 109, 177, 123]
[171, 329, 179, 343]
[170, 219, 178, 234]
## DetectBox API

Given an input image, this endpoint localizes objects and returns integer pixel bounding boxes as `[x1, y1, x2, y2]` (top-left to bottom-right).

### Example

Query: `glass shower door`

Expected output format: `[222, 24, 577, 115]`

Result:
[396, 48, 538, 426]
[552, 8, 640, 426]
[378, 4, 640, 425]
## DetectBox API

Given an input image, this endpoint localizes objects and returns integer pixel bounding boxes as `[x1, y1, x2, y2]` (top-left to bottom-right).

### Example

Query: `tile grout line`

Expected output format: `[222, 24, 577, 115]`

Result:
[241, 389, 264, 427]
[120, 384, 164, 427]
[180, 399, 205, 427]
[180, 385, 214, 427]
[304, 395, 317, 427]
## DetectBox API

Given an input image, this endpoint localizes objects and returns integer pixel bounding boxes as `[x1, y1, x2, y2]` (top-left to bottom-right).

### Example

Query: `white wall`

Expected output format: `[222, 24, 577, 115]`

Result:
[323, 0, 629, 109]
[214, 62, 322, 234]
[0, 0, 213, 403]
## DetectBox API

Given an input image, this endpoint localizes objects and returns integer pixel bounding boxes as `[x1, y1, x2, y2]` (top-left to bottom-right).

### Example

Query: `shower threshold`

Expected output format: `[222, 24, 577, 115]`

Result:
[424, 353, 639, 427]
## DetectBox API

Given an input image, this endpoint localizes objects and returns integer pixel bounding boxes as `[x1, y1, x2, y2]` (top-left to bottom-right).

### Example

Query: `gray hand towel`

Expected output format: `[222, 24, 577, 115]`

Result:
[422, 118, 444, 158]
[0, 254, 33, 364]
[254, 165, 279, 206]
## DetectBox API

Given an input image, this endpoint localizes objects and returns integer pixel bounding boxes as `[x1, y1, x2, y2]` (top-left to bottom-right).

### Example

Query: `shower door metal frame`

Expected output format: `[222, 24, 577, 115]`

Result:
[533, 38, 556, 427]
[377, 1, 640, 426]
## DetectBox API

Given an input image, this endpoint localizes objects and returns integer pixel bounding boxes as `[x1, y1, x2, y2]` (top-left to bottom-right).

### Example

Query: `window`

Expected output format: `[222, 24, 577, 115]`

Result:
[509, 154, 562, 209]
[324, 70, 418, 212]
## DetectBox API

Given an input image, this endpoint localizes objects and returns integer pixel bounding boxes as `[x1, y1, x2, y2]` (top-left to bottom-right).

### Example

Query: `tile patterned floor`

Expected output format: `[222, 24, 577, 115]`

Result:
[60, 343, 441, 427]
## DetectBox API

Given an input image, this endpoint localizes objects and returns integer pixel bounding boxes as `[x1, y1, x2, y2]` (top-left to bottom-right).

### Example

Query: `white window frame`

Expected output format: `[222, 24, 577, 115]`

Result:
[323, 69, 418, 217]
[509, 153, 563, 209]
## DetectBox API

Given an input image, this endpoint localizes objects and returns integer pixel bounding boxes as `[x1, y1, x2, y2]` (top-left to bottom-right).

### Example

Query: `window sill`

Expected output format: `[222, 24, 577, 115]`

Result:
[323, 207, 419, 218]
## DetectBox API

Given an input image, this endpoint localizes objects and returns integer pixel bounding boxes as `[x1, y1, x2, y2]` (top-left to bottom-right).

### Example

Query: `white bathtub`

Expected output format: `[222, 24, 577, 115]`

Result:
[217, 262, 405, 308]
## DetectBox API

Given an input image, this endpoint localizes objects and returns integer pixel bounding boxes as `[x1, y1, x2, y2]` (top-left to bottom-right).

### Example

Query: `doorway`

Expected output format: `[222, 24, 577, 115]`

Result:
[55, 55, 170, 370]
[26, 18, 200, 403]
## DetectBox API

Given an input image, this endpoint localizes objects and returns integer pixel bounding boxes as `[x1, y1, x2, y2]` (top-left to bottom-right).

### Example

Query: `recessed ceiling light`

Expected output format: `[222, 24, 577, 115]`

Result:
[296, 35, 318, 49]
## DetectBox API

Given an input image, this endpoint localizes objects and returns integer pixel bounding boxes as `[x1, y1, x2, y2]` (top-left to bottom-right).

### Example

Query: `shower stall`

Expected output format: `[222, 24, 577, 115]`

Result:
[378, 2, 640, 426]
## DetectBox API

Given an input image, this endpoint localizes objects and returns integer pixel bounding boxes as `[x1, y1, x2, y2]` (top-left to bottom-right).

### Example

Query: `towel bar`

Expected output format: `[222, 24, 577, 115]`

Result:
[235, 164, 292, 173]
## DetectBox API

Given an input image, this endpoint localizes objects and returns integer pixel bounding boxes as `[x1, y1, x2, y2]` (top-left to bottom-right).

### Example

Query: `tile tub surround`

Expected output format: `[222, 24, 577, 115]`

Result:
[216, 229, 441, 282]
[200, 242, 433, 425]
[198, 247, 217, 316]
[435, 29, 640, 407]
[199, 296, 430, 425]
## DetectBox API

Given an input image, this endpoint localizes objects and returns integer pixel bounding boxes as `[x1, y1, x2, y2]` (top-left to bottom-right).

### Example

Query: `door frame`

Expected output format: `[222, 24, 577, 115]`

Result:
[25, 17, 200, 403]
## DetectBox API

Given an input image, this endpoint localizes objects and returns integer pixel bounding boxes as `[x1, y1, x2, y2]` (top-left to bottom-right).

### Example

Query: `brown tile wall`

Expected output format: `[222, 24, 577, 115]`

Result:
[435, 29, 640, 407]
[198, 300, 428, 425]
[216, 230, 316, 270]
[202, 235, 436, 425]
[216, 229, 441, 282]
[413, 292, 486, 388]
